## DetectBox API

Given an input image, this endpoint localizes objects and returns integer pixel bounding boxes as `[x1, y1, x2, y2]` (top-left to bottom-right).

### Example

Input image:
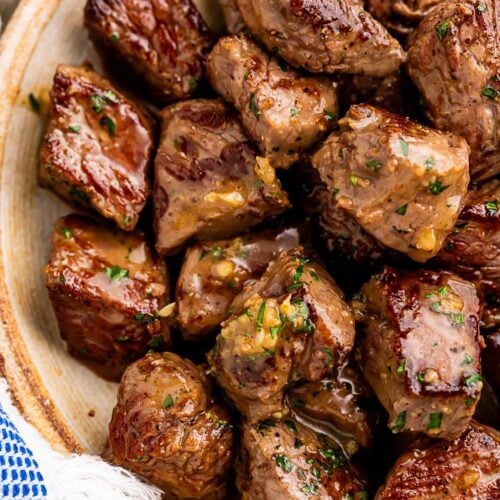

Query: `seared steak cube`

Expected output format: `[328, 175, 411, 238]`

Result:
[45, 214, 170, 381]
[153, 99, 290, 254]
[377, 421, 500, 498]
[234, 0, 405, 76]
[237, 419, 367, 499]
[39, 65, 153, 231]
[209, 248, 355, 422]
[207, 34, 338, 169]
[407, 0, 500, 181]
[313, 104, 470, 262]
[84, 0, 212, 101]
[358, 267, 483, 439]
[108, 352, 234, 498]
[434, 178, 499, 297]
[177, 226, 300, 341]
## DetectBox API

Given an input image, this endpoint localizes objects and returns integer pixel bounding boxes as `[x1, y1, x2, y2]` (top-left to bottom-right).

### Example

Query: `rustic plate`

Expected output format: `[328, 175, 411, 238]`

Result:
[0, 0, 222, 454]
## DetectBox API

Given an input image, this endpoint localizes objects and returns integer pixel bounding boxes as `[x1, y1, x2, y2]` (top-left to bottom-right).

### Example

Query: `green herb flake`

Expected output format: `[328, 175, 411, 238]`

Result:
[163, 395, 174, 408]
[324, 111, 336, 121]
[110, 32, 120, 42]
[269, 324, 282, 338]
[28, 93, 40, 112]
[103, 90, 119, 103]
[332, 187, 340, 196]
[256, 302, 266, 331]
[477, 3, 486, 12]
[100, 116, 116, 136]
[427, 412, 442, 430]
[201, 245, 224, 261]
[61, 227, 73, 239]
[68, 124, 81, 133]
[349, 174, 358, 186]
[450, 312, 465, 326]
[135, 313, 156, 325]
[436, 20, 451, 41]
[397, 359, 406, 375]
[290, 108, 300, 117]
[309, 271, 319, 281]
[395, 204, 408, 216]
[284, 419, 297, 433]
[274, 454, 293, 473]
[105, 265, 129, 281]
[425, 157, 436, 171]
[399, 137, 409, 157]
[482, 86, 499, 99]
[366, 159, 381, 171]
[123, 215, 131, 225]
[485, 201, 499, 214]
[147, 334, 165, 351]
[249, 93, 260, 119]
[428, 180, 448, 195]
[91, 94, 107, 114]
[392, 411, 406, 433]
[323, 346, 334, 365]
[462, 353, 474, 365]
[465, 373, 482, 387]
[188, 76, 198, 91]
[438, 286, 449, 296]
[294, 438, 303, 449]
[417, 372, 425, 382]
[431, 301, 442, 312]
[302, 484, 318, 495]
[465, 397, 476, 406]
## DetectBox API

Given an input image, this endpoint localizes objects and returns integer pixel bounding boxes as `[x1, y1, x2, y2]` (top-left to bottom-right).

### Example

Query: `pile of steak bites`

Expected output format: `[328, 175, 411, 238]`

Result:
[40, 0, 499, 497]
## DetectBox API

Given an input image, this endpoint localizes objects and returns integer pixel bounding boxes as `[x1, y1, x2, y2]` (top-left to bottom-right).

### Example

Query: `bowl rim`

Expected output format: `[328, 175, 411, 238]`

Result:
[0, 0, 81, 454]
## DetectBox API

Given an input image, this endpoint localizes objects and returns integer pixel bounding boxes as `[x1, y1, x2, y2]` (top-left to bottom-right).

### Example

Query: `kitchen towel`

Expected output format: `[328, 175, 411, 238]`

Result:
[0, 378, 162, 499]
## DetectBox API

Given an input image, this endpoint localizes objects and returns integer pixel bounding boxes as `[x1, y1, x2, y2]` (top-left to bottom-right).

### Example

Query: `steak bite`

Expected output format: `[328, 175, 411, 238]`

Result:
[377, 421, 500, 498]
[366, 0, 446, 37]
[288, 359, 379, 453]
[44, 214, 170, 381]
[312, 104, 470, 263]
[39, 65, 153, 231]
[407, 0, 500, 181]
[207, 34, 338, 169]
[209, 248, 356, 422]
[237, 418, 367, 499]
[84, 0, 212, 101]
[358, 267, 483, 440]
[234, 0, 405, 76]
[219, 0, 246, 33]
[434, 178, 500, 298]
[153, 99, 290, 255]
[177, 226, 300, 341]
[108, 352, 235, 498]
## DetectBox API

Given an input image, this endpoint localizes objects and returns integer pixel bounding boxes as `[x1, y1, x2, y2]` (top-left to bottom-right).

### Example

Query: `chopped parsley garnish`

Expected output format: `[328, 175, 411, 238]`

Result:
[485, 200, 499, 214]
[103, 90, 119, 103]
[332, 187, 340, 196]
[274, 454, 293, 473]
[349, 174, 358, 186]
[462, 353, 474, 365]
[465, 397, 476, 406]
[163, 395, 174, 408]
[427, 412, 442, 430]
[417, 372, 425, 382]
[477, 3, 486, 12]
[284, 419, 297, 433]
[392, 411, 406, 433]
[292, 298, 315, 333]
[482, 86, 499, 99]
[437, 286, 449, 296]
[399, 137, 409, 157]
[395, 204, 408, 215]
[68, 124, 81, 133]
[91, 94, 108, 114]
[123, 215, 131, 225]
[147, 334, 165, 351]
[428, 180, 448, 195]
[425, 157, 436, 170]
[324, 111, 336, 121]
[431, 301, 442, 312]
[188, 76, 198, 91]
[105, 265, 129, 281]
[28, 93, 40, 112]
[136, 313, 157, 325]
[465, 373, 482, 387]
[436, 20, 451, 41]
[309, 271, 319, 281]
[110, 32, 120, 42]
[256, 302, 266, 332]
[301, 484, 319, 495]
[269, 324, 282, 338]
[366, 159, 381, 171]
[216, 419, 232, 430]
[397, 359, 406, 375]
[61, 227, 73, 239]
[249, 93, 260, 119]
[100, 116, 116, 136]
[323, 347, 334, 365]
[200, 245, 224, 260]
[290, 108, 300, 117]
[450, 311, 465, 326]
